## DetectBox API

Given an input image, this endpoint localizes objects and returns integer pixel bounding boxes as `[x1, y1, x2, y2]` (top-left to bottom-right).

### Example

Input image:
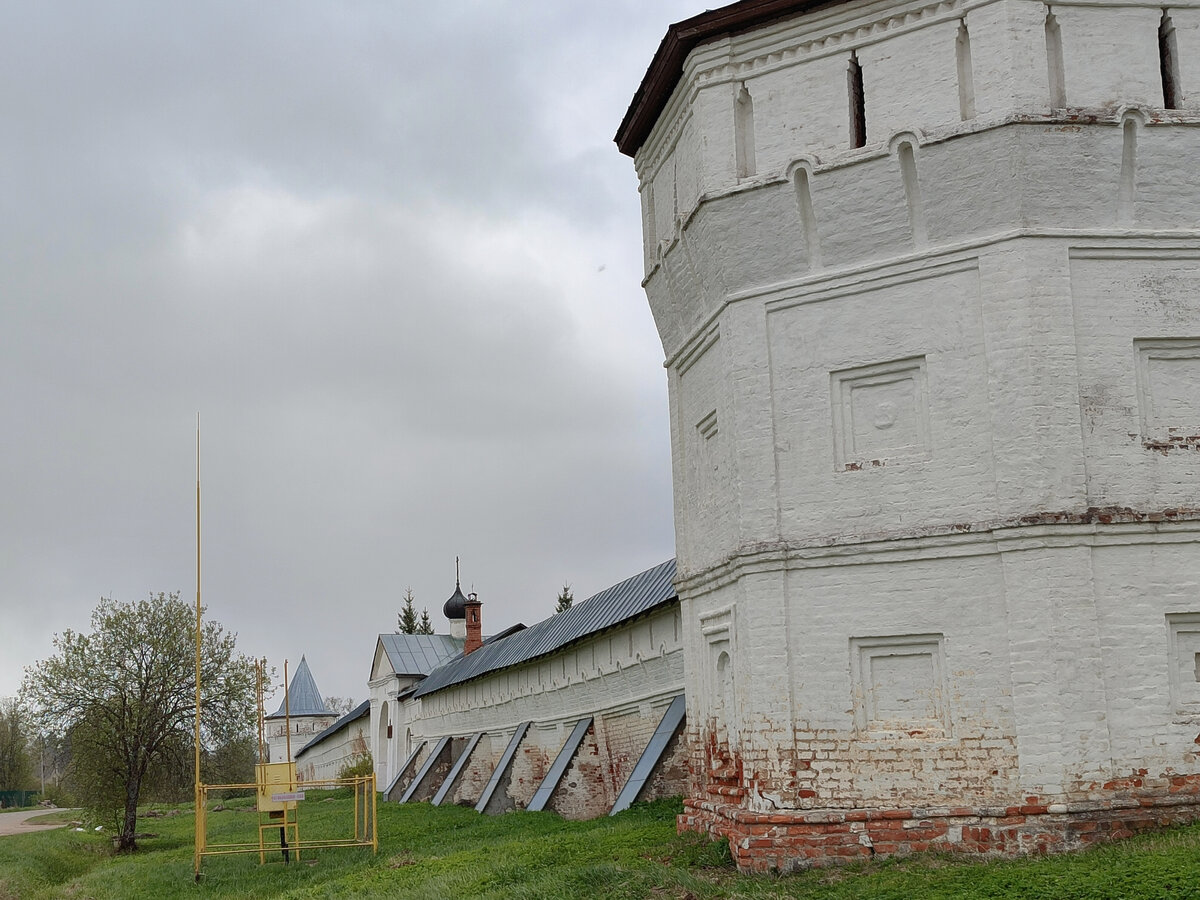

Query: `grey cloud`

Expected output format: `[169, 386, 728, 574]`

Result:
[1, 0, 695, 704]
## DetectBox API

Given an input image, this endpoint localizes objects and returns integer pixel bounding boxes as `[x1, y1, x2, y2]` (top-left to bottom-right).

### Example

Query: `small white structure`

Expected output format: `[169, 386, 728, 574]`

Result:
[368, 632, 463, 790]
[265, 655, 337, 764]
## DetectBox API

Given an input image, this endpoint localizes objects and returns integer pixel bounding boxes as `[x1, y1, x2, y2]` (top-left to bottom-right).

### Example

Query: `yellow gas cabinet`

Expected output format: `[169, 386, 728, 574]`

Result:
[256, 762, 302, 862]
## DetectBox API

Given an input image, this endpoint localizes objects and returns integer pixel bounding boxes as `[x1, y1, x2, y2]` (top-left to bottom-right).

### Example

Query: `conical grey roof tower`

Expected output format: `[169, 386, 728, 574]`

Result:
[270, 655, 329, 718]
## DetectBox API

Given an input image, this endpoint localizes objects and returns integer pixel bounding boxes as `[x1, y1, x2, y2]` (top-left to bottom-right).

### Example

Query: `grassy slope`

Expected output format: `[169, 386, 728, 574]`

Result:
[2, 797, 1200, 899]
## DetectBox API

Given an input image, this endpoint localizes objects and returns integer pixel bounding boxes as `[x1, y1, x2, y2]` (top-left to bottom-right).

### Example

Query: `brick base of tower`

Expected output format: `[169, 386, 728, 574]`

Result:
[680, 778, 1200, 873]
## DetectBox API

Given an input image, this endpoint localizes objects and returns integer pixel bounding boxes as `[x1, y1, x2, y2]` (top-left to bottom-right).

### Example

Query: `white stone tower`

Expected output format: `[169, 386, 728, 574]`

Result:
[618, 0, 1200, 871]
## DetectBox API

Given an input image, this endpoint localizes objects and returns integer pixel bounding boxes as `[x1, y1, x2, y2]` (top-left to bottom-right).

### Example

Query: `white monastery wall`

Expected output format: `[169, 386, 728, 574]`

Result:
[296, 717, 370, 783]
[265, 714, 336, 765]
[411, 605, 682, 735]
[395, 605, 686, 815]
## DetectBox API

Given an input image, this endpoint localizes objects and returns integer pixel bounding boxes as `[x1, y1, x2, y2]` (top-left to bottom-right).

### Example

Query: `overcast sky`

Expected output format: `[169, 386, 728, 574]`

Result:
[1, 1, 700, 707]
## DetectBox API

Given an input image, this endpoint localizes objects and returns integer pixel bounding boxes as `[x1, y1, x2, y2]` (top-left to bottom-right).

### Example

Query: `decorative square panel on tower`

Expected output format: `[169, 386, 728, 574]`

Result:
[850, 634, 948, 736]
[1135, 339, 1200, 449]
[1166, 613, 1200, 716]
[830, 356, 930, 471]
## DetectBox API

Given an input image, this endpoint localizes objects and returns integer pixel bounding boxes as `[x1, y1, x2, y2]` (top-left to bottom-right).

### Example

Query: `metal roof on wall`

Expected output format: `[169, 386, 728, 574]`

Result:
[413, 558, 677, 698]
[378, 633, 464, 677]
[295, 699, 371, 758]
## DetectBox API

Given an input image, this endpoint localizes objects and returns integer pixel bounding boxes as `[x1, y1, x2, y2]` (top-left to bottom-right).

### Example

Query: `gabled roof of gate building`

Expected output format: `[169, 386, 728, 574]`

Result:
[413, 558, 677, 698]
[376, 633, 465, 678]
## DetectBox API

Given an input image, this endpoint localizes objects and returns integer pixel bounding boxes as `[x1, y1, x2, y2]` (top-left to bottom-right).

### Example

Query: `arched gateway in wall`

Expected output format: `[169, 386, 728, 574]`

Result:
[618, 0, 1200, 873]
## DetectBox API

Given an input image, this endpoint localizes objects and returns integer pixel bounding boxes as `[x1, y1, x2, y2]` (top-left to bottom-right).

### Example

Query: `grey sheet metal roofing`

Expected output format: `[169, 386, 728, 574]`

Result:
[268, 655, 330, 718]
[413, 558, 677, 698]
[295, 699, 371, 759]
[378, 633, 465, 677]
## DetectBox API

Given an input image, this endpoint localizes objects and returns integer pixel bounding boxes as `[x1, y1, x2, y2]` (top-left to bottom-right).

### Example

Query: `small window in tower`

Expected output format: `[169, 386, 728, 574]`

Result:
[1160, 11, 1181, 109]
[1045, 9, 1066, 108]
[848, 53, 866, 148]
[793, 166, 822, 269]
[956, 20, 976, 120]
[387, 724, 393, 738]
[735, 84, 756, 178]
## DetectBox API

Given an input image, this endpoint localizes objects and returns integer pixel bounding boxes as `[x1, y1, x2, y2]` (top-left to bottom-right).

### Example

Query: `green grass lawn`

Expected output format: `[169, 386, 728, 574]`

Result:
[3, 796, 1200, 899]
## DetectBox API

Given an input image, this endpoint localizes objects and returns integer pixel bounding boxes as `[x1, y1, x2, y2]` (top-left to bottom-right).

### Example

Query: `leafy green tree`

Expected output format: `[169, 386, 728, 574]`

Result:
[555, 583, 574, 614]
[0, 697, 32, 792]
[136, 727, 194, 803]
[324, 696, 356, 716]
[397, 588, 419, 634]
[417, 608, 434, 635]
[23, 592, 256, 852]
[203, 734, 257, 800]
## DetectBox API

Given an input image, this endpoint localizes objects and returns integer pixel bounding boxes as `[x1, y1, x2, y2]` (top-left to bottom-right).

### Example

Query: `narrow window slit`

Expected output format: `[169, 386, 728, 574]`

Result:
[1118, 117, 1138, 225]
[848, 53, 866, 148]
[671, 158, 679, 224]
[735, 85, 756, 178]
[644, 185, 657, 261]
[1045, 9, 1066, 108]
[956, 20, 976, 120]
[898, 141, 927, 247]
[794, 168, 822, 270]
[1160, 10, 1181, 109]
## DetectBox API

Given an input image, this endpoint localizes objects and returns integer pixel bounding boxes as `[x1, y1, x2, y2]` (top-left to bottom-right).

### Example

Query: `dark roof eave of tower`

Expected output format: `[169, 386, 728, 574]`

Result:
[615, 0, 841, 157]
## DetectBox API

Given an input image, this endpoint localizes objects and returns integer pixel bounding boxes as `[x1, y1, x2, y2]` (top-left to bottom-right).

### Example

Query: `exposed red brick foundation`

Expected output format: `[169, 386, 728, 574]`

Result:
[680, 778, 1200, 873]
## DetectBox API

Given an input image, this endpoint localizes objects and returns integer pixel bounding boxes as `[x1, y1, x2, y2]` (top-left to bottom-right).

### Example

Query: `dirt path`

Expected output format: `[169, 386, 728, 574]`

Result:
[0, 809, 78, 836]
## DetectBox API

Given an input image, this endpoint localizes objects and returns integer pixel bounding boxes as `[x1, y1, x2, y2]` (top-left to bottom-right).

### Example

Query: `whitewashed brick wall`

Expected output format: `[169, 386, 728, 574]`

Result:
[394, 605, 686, 813]
[633, 0, 1200, 822]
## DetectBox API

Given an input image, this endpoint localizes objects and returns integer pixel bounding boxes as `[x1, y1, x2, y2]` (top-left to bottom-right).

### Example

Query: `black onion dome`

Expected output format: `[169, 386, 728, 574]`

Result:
[443, 583, 468, 620]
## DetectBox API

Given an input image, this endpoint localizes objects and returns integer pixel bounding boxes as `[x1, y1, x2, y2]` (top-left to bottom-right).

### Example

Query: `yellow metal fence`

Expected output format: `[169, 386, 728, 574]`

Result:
[194, 773, 377, 871]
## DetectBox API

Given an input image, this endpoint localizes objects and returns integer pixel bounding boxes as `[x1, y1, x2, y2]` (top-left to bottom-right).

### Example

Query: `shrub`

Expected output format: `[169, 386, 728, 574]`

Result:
[337, 750, 373, 781]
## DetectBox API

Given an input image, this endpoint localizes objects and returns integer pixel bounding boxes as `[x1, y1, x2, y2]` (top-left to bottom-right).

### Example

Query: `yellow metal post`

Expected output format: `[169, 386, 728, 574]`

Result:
[256, 661, 266, 763]
[283, 659, 292, 763]
[193, 422, 203, 881]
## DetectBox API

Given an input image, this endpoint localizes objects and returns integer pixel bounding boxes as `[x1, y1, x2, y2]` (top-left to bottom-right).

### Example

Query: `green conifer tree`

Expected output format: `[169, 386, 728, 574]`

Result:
[397, 588, 419, 634]
[555, 583, 574, 614]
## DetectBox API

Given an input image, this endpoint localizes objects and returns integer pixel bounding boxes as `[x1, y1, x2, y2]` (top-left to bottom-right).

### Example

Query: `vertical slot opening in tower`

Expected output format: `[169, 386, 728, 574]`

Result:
[735, 85, 757, 178]
[956, 20, 976, 120]
[898, 141, 927, 247]
[1118, 117, 1138, 224]
[793, 167, 822, 269]
[1160, 10, 1181, 109]
[848, 53, 866, 148]
[1045, 9, 1066, 108]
